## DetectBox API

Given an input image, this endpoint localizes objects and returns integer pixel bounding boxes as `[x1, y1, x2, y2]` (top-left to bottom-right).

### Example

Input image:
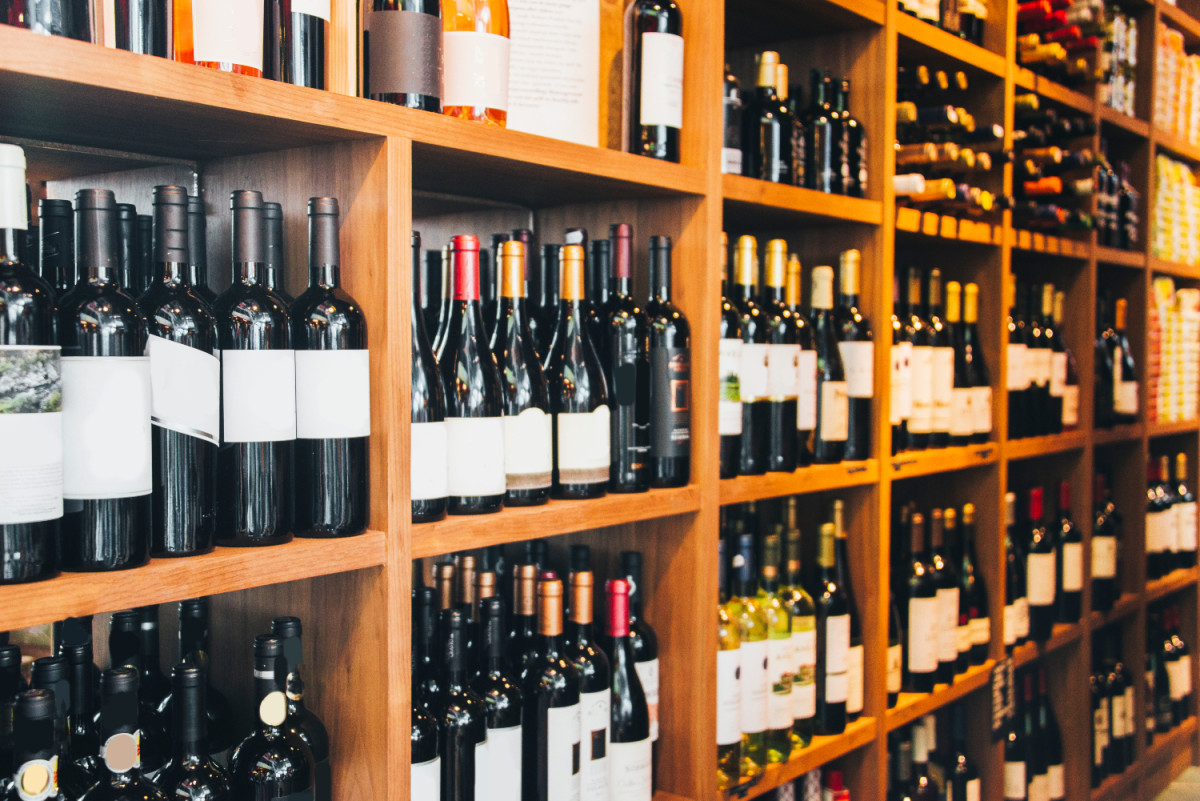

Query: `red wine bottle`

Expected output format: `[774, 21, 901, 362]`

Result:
[836, 249, 872, 461]
[269, 617, 330, 800]
[624, 0, 683, 162]
[646, 235, 689, 487]
[1055, 481, 1082, 623]
[472, 595, 522, 801]
[264, 0, 327, 88]
[1025, 487, 1057, 642]
[83, 668, 169, 801]
[29, 657, 96, 797]
[434, 609, 489, 800]
[603, 578, 652, 800]
[567, 571, 611, 801]
[731, 236, 770, 475]
[760, 239, 799, 473]
[509, 564, 541, 681]
[155, 666, 231, 800]
[903, 512, 938, 693]
[411, 232, 448, 522]
[811, 265, 848, 464]
[10, 690, 73, 801]
[618, 551, 659, 748]
[929, 508, 959, 686]
[114, 0, 168, 56]
[157, 599, 235, 762]
[38, 197, 74, 294]
[605, 224, 651, 493]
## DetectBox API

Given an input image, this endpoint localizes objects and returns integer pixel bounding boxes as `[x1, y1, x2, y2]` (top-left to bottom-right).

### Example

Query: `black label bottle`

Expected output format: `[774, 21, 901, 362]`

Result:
[810, 266, 848, 464]
[365, 0, 442, 111]
[760, 239, 799, 473]
[605, 224, 650, 493]
[29, 657, 96, 797]
[731, 236, 770, 475]
[79, 667, 168, 801]
[410, 232, 449, 522]
[646, 235, 689, 487]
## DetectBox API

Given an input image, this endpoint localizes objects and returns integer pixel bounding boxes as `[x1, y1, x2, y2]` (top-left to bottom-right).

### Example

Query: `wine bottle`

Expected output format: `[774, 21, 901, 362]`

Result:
[184, 196, 216, 306]
[157, 599, 235, 762]
[886, 589, 903, 710]
[945, 281, 974, 447]
[544, 244, 610, 499]
[1112, 298, 1138, 424]
[268, 617, 330, 801]
[472, 595, 521, 801]
[175, 0, 265, 75]
[948, 704, 981, 801]
[602, 223, 650, 494]
[716, 535, 741, 791]
[1007, 279, 1029, 439]
[5, 0, 90, 38]
[442, 0, 510, 125]
[1003, 493, 1029, 651]
[365, 0, 442, 111]
[911, 718, 939, 801]
[835, 249, 872, 461]
[1091, 473, 1118, 613]
[38, 197, 74, 294]
[719, 234, 743, 480]
[928, 508, 958, 686]
[155, 665, 232, 801]
[760, 239, 799, 473]
[139, 185, 219, 558]
[1022, 670, 1049, 801]
[438, 234, 506, 514]
[1052, 481, 1081, 624]
[0, 644, 22, 790]
[1025, 487, 1057, 642]
[57, 188, 152, 571]
[891, 275, 914, 454]
[961, 282, 992, 444]
[414, 586, 441, 706]
[721, 66, 743, 176]
[114, 0, 167, 56]
[1026, 284, 1051, 437]
[926, 269, 953, 449]
[433, 609, 489, 800]
[756, 535, 792, 764]
[836, 79, 867, 197]
[0, 145, 61, 585]
[1175, 454, 1197, 569]
[646, 235, 689, 487]
[1147, 460, 1171, 581]
[741, 51, 794, 184]
[811, 265, 848, 464]
[521, 576, 581, 801]
[731, 236, 770, 475]
[29, 657, 96, 797]
[531, 242, 558, 361]
[815, 521, 849, 735]
[264, 0, 326, 88]
[907, 267, 933, 450]
[904, 512, 938, 693]
[604, 578, 652, 799]
[114, 204, 142, 303]
[833, 501, 863, 722]
[727, 531, 766, 777]
[960, 504, 990, 666]
[411, 232, 449, 523]
[413, 622, 442, 798]
[781, 504, 816, 749]
[509, 564, 540, 680]
[616, 551, 658, 750]
[80, 667, 168, 801]
[944, 509, 971, 676]
[134, 607, 171, 710]
[104, 613, 167, 778]
[9, 690, 72, 801]
[803, 70, 835, 193]
[566, 571, 610, 801]
[59, 639, 100, 776]
[1003, 679, 1027, 801]
[624, 0, 683, 162]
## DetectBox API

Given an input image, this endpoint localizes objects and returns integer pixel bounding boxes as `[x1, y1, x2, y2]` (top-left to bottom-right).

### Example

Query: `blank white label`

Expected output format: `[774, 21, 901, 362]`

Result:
[793, 626, 817, 719]
[443, 31, 511, 110]
[907, 596, 939, 674]
[579, 689, 610, 801]
[824, 613, 849, 703]
[890, 342, 913, 424]
[220, 350, 297, 443]
[819, 380, 848, 442]
[638, 32, 683, 129]
[950, 387, 974, 437]
[446, 416, 506, 496]
[1061, 541, 1084, 592]
[487, 725, 522, 801]
[910, 346, 933, 433]
[1029, 773, 1049, 801]
[474, 739, 489, 800]
[0, 345, 62, 524]
[634, 658, 659, 742]
[1050, 353, 1067, 397]
[1168, 659, 1188, 700]
[937, 587, 960, 663]
[1115, 380, 1138, 415]
[1178, 502, 1198, 551]
[739, 343, 770, 402]
[1015, 598, 1029, 639]
[547, 703, 581, 801]
[192, 0, 265, 70]
[608, 739, 651, 801]
[767, 344, 800, 399]
[796, 349, 818, 430]
[1004, 762, 1027, 800]
[1047, 765, 1064, 800]
[1006, 344, 1027, 391]
[1026, 552, 1056, 606]
[839, 341, 874, 398]
[411, 756, 440, 801]
[739, 639, 767, 733]
[931, 347, 954, 431]
[886, 643, 902, 694]
[295, 349, 371, 439]
[767, 638, 792, 729]
[718, 338, 742, 436]
[846, 643, 863, 714]
[61, 356, 152, 499]
[503, 406, 552, 485]
[1061, 385, 1079, 426]
[1092, 535, 1117, 579]
[716, 648, 741, 746]
[1146, 512, 1162, 555]
[292, 0, 330, 20]
[970, 616, 990, 646]
[557, 407, 611, 481]
[1111, 695, 1127, 737]
[974, 386, 993, 435]
[146, 336, 219, 444]
[967, 777, 982, 801]
[1003, 603, 1017, 646]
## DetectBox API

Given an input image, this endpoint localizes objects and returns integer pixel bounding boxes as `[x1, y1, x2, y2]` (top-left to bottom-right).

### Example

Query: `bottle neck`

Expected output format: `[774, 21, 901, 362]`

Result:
[237, 261, 266, 286]
[173, 684, 208, 760]
[309, 263, 339, 289]
[650, 245, 672, 302]
[0, 227, 21, 263]
[68, 659, 94, 718]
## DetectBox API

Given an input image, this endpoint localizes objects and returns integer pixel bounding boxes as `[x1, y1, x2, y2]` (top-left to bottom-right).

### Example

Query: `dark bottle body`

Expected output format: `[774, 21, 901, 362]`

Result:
[718, 287, 742, 479]
[803, 71, 836, 193]
[155, 666, 232, 801]
[264, 0, 326, 89]
[742, 54, 793, 184]
[732, 237, 769, 476]
[646, 236, 689, 487]
[158, 599, 237, 763]
[114, 0, 167, 57]
[5, 0, 91, 39]
[624, 0, 683, 162]
[410, 232, 448, 523]
[521, 580, 581, 801]
[605, 226, 651, 493]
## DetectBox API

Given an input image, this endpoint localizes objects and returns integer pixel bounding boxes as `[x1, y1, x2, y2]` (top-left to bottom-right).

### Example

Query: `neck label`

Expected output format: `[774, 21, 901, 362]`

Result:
[101, 731, 140, 774]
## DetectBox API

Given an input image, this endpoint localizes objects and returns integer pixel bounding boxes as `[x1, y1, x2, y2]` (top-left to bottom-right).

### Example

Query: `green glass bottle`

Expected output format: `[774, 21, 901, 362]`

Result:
[758, 532, 793, 763]
[717, 533, 742, 791]
[728, 526, 768, 778]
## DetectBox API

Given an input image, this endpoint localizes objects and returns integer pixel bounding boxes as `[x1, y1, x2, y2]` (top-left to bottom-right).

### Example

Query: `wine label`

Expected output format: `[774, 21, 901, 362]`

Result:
[1146, 511, 1163, 555]
[546, 703, 582, 801]
[766, 343, 801, 400]
[890, 341, 913, 425]
[969, 616, 990, 647]
[839, 341, 874, 399]
[1061, 385, 1079, 427]
[1028, 773, 1049, 801]
[966, 777, 982, 801]
[1111, 693, 1127, 738]
[1178, 502, 1198, 551]
[1092, 535, 1117, 579]
[796, 349, 818, 430]
[722, 148, 742, 174]
[718, 338, 743, 436]
[634, 657, 659, 742]
[1006, 343, 1027, 391]
[846, 643, 864, 715]
[192, 0, 265, 70]
[738, 343, 770, 402]
[823, 613, 850, 703]
[818, 380, 848, 442]
[909, 345, 933, 434]
[443, 31, 510, 111]
[1026, 552, 1057, 607]
[0, 345, 62, 524]
[292, 0, 330, 21]
[579, 689, 610, 801]
[608, 739, 652, 801]
[1015, 597, 1029, 640]
[950, 387, 974, 437]
[638, 32, 684, 129]
[220, 349, 297, 443]
[886, 643, 902, 694]
[1061, 541, 1084, 592]
[295, 349, 371, 439]
[556, 406, 611, 485]
[474, 739, 489, 800]
[445, 416, 506, 496]
[100, 731, 140, 773]
[15, 755, 57, 801]
[651, 346, 689, 458]
[1003, 603, 1017, 646]
[956, 622, 971, 655]
[973, 386, 993, 435]
[1093, 705, 1109, 765]
[1123, 686, 1134, 739]
[792, 624, 817, 720]
[1028, 347, 1050, 388]
[1168, 658, 1188, 700]
[145, 336, 219, 444]
[907, 596, 939, 674]
[767, 637, 793, 729]
[487, 724, 521, 801]
[937, 587, 960, 663]
[503, 407, 552, 489]
[1050, 352, 1067, 397]
[931, 346, 954, 432]
[1115, 380, 1139, 415]
[716, 647, 741, 746]
[366, 10, 442, 98]
[1047, 765, 1065, 801]
[61, 356, 152, 499]
[739, 639, 768, 734]
[1004, 761, 1026, 800]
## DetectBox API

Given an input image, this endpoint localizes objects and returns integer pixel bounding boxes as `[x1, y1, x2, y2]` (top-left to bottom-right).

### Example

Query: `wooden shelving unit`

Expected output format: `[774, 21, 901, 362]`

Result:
[2, 0, 1200, 800]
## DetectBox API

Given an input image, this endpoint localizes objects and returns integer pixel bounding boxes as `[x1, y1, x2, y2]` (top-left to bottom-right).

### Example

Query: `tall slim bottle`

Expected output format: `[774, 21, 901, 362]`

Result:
[927, 269, 954, 449]
[760, 239, 799, 473]
[815, 521, 849, 735]
[442, 0, 510, 125]
[29, 657, 96, 797]
[624, 0, 683, 161]
[732, 236, 770, 475]
[719, 234, 743, 479]
[811, 265, 848, 464]
[567, 571, 611, 801]
[9, 689, 72, 801]
[758, 536, 792, 764]
[604, 578, 652, 800]
[929, 508, 960, 685]
[263, 0, 326, 88]
[157, 599, 235, 762]
[962, 283, 992, 443]
[619, 550, 659, 748]
[261, 202, 290, 305]
[213, 190, 293, 546]
[605, 223, 650, 493]
[155, 666, 232, 801]
[835, 249, 872, 461]
[1025, 487, 1057, 642]
[472, 595, 522, 801]
[269, 617, 330, 801]
[434, 609, 489, 801]
[728, 532, 766, 777]
[1055, 481, 1082, 623]
[78, 668, 168, 801]
[741, 51, 793, 183]
[140, 185, 218, 557]
[186, 196, 216, 305]
[782, 502, 816, 748]
[716, 537, 741, 790]
[365, 0, 443, 111]
[411, 232, 449, 522]
[803, 70, 835, 193]
[908, 267, 933, 450]
[58, 188, 152, 571]
[646, 236, 689, 487]
[38, 197, 75, 294]
[787, 254, 817, 466]
[961, 504, 990, 666]
[904, 512, 938, 693]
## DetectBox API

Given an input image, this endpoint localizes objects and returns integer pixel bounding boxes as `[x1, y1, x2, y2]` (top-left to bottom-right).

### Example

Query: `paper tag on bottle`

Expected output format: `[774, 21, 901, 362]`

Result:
[1006, 344, 1027, 391]
[634, 657, 659, 742]
[546, 703, 581, 799]
[890, 342, 913, 425]
[1026, 552, 1057, 606]
[638, 32, 683, 129]
[796, 349, 818, 430]
[61, 356, 152, 499]
[739, 343, 770, 402]
[366, 10, 443, 98]
[0, 345, 62, 524]
[608, 739, 651, 800]
[487, 725, 521, 801]
[503, 407, 552, 489]
[908, 596, 940, 674]
[291, 0, 330, 20]
[951, 387, 975, 437]
[1061, 541, 1084, 592]
[886, 643, 902, 694]
[846, 643, 864, 714]
[819, 380, 848, 442]
[443, 31, 510, 111]
[718, 338, 743, 436]
[1061, 385, 1079, 426]
[556, 407, 611, 485]
[931, 347, 954, 432]
[1050, 352, 1067, 397]
[767, 343, 801, 399]
[937, 587, 960, 663]
[410, 421, 448, 502]
[909, 346, 933, 433]
[839, 341, 874, 398]
[1092, 535, 1117, 579]
[973, 386, 992, 435]
[220, 349, 296, 443]
[193, 0, 265, 71]
[294, 349, 371, 439]
[768, 638, 794, 729]
[739, 639, 768, 733]
[145, 335, 219, 444]
[579, 689, 610, 801]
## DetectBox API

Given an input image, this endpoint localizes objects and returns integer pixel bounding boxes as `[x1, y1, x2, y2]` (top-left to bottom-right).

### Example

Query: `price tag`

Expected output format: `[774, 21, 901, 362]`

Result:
[991, 657, 1015, 742]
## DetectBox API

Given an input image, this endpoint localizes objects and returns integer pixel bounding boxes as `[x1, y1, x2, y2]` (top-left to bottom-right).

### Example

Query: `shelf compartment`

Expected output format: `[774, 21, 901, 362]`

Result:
[1148, 419, 1199, 438]
[1097, 104, 1151, 139]
[1004, 431, 1089, 461]
[722, 175, 883, 228]
[1149, 256, 1200, 281]
[411, 485, 701, 559]
[1091, 718, 1199, 801]
[719, 461, 878, 506]
[1095, 246, 1146, 269]
[1089, 593, 1142, 629]
[884, 660, 994, 731]
[0, 531, 387, 632]
[1012, 622, 1084, 667]
[895, 12, 1005, 77]
[720, 716, 877, 801]
[888, 443, 999, 479]
[1092, 422, 1145, 446]
[1146, 567, 1200, 602]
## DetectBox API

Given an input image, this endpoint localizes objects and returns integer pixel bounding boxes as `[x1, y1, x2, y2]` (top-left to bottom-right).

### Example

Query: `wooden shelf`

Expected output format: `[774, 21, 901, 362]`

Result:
[895, 12, 1005, 77]
[1161, 2, 1200, 46]
[1011, 229, 1092, 259]
[1092, 422, 1145, 446]
[1149, 256, 1200, 281]
[1145, 567, 1200, 602]
[0, 531, 387, 632]
[1147, 418, 1199, 438]
[884, 661, 995, 731]
[888, 443, 999, 479]
[1017, 72, 1097, 116]
[1155, 129, 1200, 166]
[719, 461, 878, 505]
[722, 174, 884, 227]
[411, 485, 701, 559]
[1090, 592, 1142, 629]
[1091, 718, 1199, 801]
[1096, 245, 1147, 269]
[1098, 104, 1151, 139]
[1012, 622, 1085, 667]
[721, 717, 877, 801]
[895, 208, 1002, 245]
[1004, 431, 1089, 461]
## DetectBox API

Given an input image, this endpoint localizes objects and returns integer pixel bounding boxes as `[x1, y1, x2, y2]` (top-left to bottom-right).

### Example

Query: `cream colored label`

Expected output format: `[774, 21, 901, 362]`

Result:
[443, 32, 510, 110]
[193, 0, 265, 70]
[556, 406, 611, 484]
[638, 33, 683, 129]
[819, 380, 848, 441]
[503, 407, 552, 489]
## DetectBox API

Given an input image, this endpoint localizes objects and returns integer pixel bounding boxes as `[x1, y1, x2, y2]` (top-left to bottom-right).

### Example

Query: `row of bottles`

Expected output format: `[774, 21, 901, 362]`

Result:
[720, 237, 873, 477]
[0, 145, 370, 587]
[898, 0, 988, 45]
[411, 544, 658, 801]
[0, 603, 330, 800]
[889, 707, 985, 801]
[717, 498, 861, 787]
[721, 57, 867, 197]
[1005, 278, 1079, 440]
[1145, 453, 1199, 581]
[1003, 667, 1067, 801]
[1016, 0, 1109, 90]
[1154, 24, 1200, 147]
[1010, 92, 1097, 234]
[1095, 291, 1140, 428]
[1145, 605, 1194, 750]
[409, 227, 690, 522]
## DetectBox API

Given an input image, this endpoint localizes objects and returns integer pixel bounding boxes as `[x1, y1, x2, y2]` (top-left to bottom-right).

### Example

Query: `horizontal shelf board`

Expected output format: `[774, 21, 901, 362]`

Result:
[1014, 70, 1096, 116]
[719, 461, 878, 505]
[1161, 2, 1200, 46]
[885, 660, 995, 731]
[1010, 230, 1092, 260]
[895, 211, 1002, 246]
[1095, 246, 1146, 269]
[411, 485, 700, 559]
[725, 0, 883, 49]
[1012, 622, 1084, 668]
[1098, 104, 1151, 140]
[1149, 256, 1200, 281]
[1146, 567, 1200, 602]
[0, 531, 387, 632]
[1092, 718, 1199, 801]
[895, 12, 1005, 77]
[1155, 130, 1200, 166]
[1145, 717, 1199, 765]
[1148, 419, 1199, 438]
[888, 443, 999, 479]
[722, 175, 883, 228]
[1004, 431, 1089, 461]
[722, 716, 877, 801]
[1089, 592, 1142, 629]
[1092, 422, 1145, 446]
